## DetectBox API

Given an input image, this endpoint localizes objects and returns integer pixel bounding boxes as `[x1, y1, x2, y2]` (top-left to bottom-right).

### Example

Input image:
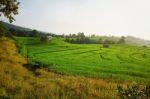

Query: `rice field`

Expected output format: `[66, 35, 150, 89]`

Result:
[16, 37, 150, 82]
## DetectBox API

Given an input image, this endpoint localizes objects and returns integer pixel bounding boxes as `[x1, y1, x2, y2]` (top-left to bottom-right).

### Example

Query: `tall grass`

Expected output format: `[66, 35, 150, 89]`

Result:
[0, 37, 124, 99]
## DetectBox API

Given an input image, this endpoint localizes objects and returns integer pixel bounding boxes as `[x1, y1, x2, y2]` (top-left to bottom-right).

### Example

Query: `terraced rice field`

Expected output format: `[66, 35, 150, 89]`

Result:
[16, 37, 150, 82]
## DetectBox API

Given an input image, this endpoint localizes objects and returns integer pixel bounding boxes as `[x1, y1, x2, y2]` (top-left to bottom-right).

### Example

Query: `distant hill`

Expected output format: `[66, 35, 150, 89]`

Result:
[2, 21, 32, 31]
[2, 22, 57, 37]
[2, 22, 53, 34]
[103, 36, 150, 46]
[2, 22, 150, 46]
[90, 35, 150, 46]
[125, 36, 150, 46]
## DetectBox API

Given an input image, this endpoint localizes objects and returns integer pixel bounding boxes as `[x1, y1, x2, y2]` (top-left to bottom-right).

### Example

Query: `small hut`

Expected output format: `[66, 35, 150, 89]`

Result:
[103, 43, 109, 48]
[103, 40, 110, 48]
[46, 36, 53, 40]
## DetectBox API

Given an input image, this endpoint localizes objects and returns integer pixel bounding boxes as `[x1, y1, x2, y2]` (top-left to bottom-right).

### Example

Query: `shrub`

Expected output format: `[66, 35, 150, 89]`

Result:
[103, 43, 109, 48]
[103, 40, 110, 48]
[40, 36, 50, 42]
[117, 84, 150, 99]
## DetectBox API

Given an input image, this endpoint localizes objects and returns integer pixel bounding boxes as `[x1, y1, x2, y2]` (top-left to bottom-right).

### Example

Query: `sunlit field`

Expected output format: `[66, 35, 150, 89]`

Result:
[2, 0, 150, 98]
[16, 37, 150, 82]
[0, 37, 124, 99]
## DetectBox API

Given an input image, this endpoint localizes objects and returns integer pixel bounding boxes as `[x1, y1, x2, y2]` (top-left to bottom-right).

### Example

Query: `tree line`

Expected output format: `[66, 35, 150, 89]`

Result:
[64, 32, 126, 44]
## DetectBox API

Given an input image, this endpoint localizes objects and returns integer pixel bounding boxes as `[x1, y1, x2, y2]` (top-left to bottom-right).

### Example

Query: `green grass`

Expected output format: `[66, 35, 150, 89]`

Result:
[16, 37, 150, 82]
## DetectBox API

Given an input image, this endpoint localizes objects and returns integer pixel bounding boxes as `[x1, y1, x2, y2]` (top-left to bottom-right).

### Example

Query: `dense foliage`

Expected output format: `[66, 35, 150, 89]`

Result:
[0, 0, 19, 23]
[64, 33, 125, 44]
[117, 84, 150, 99]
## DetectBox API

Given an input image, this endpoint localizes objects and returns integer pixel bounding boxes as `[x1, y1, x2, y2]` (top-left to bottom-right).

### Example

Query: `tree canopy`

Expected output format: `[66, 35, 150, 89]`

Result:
[0, 0, 19, 23]
[118, 36, 126, 44]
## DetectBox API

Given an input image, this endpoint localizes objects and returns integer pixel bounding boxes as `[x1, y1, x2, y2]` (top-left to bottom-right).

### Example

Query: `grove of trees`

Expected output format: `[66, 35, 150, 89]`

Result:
[118, 36, 126, 44]
[65, 32, 95, 44]
[64, 33, 126, 45]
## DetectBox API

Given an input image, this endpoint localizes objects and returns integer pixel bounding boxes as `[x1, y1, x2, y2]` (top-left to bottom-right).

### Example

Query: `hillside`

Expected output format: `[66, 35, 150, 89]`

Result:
[2, 22, 32, 31]
[2, 22, 52, 34]
[90, 36, 150, 46]
[16, 37, 150, 82]
[2, 22, 150, 46]
[126, 36, 150, 46]
[0, 37, 121, 99]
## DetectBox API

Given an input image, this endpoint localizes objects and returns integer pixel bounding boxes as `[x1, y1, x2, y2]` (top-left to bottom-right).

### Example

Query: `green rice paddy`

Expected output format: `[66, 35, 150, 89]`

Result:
[16, 37, 150, 81]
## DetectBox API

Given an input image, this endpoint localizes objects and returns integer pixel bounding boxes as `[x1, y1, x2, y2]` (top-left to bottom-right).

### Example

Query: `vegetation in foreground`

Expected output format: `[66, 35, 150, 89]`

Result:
[117, 84, 150, 99]
[0, 37, 124, 99]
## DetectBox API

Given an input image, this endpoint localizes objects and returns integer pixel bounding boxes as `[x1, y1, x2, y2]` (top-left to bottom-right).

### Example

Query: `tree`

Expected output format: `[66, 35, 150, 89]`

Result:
[77, 32, 85, 44]
[118, 36, 125, 44]
[0, 0, 19, 23]
[103, 40, 110, 48]
[65, 36, 70, 43]
[70, 38, 75, 43]
[32, 30, 40, 37]
[72, 34, 76, 38]
[40, 35, 49, 42]
[98, 38, 103, 44]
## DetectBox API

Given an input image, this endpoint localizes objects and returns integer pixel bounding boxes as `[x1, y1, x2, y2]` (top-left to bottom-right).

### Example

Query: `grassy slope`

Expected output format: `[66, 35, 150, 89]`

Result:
[0, 37, 123, 99]
[16, 37, 150, 82]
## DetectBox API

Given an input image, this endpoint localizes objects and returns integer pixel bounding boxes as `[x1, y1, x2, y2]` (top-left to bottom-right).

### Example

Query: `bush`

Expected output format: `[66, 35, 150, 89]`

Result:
[103, 43, 109, 48]
[103, 40, 110, 48]
[40, 36, 49, 42]
[117, 84, 150, 99]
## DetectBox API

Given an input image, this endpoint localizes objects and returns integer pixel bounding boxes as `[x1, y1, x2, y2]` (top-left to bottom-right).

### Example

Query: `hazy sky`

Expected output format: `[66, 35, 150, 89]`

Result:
[3, 0, 150, 40]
